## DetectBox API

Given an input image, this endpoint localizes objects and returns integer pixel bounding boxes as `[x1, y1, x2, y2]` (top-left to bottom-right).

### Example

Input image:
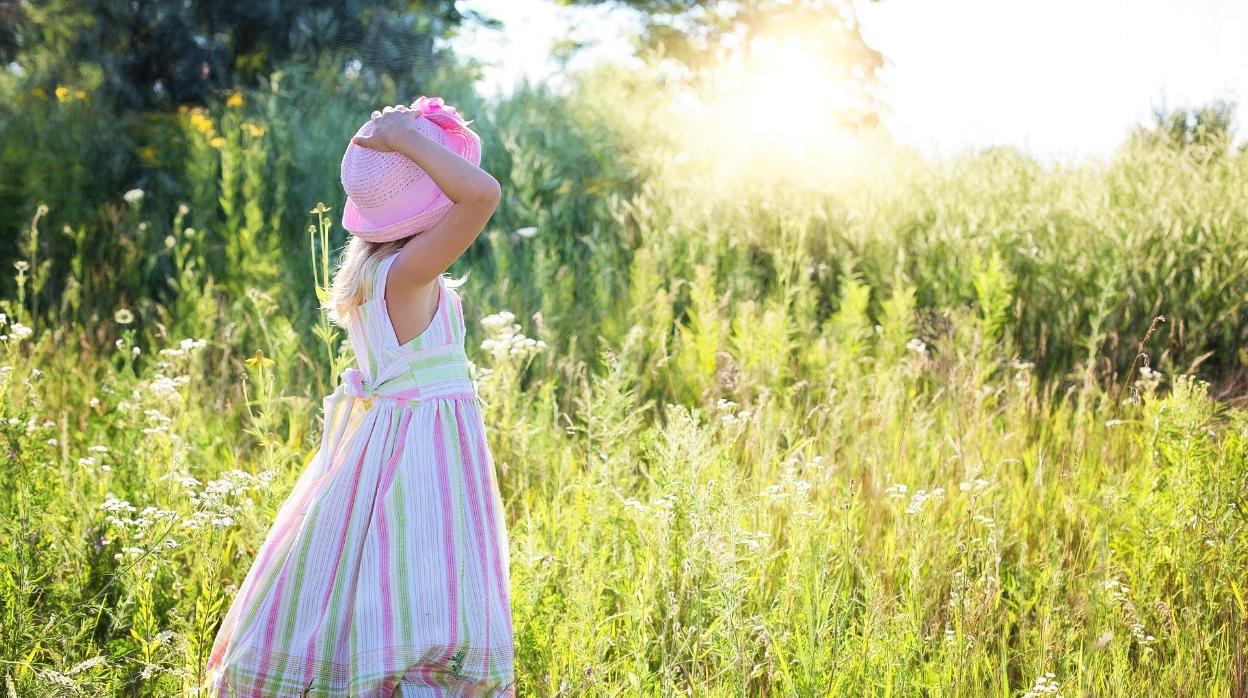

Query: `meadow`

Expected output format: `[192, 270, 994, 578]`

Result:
[1, 57, 1247, 696]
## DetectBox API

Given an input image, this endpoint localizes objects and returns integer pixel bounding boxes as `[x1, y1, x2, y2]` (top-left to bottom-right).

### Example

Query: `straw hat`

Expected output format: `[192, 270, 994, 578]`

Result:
[340, 96, 482, 242]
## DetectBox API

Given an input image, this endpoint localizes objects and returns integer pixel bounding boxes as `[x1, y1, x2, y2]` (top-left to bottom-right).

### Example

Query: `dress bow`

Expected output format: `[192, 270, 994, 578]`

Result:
[340, 367, 374, 399]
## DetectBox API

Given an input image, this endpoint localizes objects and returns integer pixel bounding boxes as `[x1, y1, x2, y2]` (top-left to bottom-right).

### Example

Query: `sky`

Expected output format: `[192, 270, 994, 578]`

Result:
[450, 0, 1248, 163]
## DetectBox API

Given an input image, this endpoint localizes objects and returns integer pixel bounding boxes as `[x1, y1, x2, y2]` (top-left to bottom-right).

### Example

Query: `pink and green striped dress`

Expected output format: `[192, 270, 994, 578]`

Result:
[205, 252, 515, 697]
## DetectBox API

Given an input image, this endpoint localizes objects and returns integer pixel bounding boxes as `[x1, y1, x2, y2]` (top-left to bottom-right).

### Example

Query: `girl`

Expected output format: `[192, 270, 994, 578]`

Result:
[204, 99, 516, 697]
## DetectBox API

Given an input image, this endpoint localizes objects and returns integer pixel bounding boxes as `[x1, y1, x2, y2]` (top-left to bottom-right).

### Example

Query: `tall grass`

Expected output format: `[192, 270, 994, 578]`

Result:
[0, 58, 1246, 696]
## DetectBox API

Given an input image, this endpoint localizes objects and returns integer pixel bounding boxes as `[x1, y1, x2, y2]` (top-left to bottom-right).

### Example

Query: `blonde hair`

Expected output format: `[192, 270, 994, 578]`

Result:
[324, 234, 469, 327]
[325, 236, 407, 326]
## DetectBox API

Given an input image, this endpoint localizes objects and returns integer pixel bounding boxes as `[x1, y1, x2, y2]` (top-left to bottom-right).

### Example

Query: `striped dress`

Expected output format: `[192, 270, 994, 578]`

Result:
[204, 252, 515, 697]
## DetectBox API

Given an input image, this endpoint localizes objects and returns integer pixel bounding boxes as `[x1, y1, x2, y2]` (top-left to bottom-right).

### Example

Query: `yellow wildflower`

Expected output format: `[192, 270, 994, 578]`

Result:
[241, 122, 267, 139]
[188, 109, 214, 135]
[226, 91, 245, 108]
[55, 85, 71, 102]
[74, 89, 87, 100]
[210, 136, 226, 149]
[138, 146, 157, 162]
[245, 350, 274, 369]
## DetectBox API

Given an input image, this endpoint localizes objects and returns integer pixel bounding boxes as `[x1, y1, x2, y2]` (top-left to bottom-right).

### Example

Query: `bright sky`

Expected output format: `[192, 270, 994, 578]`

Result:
[451, 0, 1248, 163]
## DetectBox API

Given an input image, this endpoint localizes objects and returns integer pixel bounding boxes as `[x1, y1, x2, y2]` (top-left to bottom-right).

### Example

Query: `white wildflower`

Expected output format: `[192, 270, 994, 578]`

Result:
[1022, 672, 1063, 698]
[123, 188, 145, 205]
[9, 322, 32, 339]
[905, 487, 945, 515]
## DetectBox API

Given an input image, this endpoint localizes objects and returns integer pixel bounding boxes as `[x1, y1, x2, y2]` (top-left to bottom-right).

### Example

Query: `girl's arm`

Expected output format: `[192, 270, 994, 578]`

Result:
[352, 105, 502, 289]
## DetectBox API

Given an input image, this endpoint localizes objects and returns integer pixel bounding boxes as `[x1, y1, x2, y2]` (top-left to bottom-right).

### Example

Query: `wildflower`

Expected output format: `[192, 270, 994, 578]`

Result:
[905, 487, 945, 515]
[1022, 672, 1063, 698]
[226, 91, 245, 108]
[55, 85, 71, 102]
[245, 349, 274, 369]
[113, 308, 135, 327]
[123, 188, 145, 205]
[138, 146, 157, 163]
[514, 226, 538, 238]
[884, 483, 908, 499]
[905, 337, 927, 357]
[210, 136, 226, 149]
[9, 322, 32, 339]
[958, 478, 989, 492]
[189, 109, 214, 135]
[14, 260, 29, 272]
[479, 311, 547, 360]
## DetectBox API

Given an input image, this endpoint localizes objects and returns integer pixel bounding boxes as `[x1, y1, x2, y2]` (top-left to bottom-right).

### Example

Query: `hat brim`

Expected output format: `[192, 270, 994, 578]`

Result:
[341, 116, 483, 243]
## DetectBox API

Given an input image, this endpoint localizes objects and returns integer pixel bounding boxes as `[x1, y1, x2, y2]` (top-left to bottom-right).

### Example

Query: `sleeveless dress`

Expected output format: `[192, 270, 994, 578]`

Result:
[204, 252, 516, 697]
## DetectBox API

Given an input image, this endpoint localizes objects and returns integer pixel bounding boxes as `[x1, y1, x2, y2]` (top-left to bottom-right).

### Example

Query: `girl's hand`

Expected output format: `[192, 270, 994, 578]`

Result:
[351, 104, 422, 153]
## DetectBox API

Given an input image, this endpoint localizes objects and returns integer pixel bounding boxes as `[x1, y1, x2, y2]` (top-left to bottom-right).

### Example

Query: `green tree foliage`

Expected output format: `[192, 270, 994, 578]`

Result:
[0, 0, 490, 112]
[1130, 98, 1239, 158]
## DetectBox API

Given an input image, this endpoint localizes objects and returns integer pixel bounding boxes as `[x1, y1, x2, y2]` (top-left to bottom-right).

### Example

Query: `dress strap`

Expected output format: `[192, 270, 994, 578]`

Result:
[371, 252, 400, 303]
[448, 279, 467, 343]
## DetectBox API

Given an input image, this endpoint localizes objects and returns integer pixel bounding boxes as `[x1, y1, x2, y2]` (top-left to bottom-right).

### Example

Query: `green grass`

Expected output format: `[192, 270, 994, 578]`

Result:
[1, 61, 1246, 696]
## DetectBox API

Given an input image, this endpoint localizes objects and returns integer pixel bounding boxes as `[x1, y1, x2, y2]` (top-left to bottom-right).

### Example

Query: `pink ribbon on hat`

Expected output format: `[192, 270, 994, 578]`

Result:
[411, 95, 469, 128]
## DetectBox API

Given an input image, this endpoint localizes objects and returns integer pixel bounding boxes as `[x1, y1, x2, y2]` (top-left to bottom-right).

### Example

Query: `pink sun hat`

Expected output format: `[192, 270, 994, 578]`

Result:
[340, 96, 483, 242]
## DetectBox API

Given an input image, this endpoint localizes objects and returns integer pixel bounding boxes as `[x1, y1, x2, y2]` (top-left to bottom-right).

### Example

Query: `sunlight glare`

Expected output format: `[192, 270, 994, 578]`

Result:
[669, 29, 874, 191]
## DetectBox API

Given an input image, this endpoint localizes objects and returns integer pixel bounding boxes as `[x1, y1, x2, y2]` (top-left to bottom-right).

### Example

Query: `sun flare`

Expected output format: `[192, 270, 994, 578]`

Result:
[668, 29, 878, 189]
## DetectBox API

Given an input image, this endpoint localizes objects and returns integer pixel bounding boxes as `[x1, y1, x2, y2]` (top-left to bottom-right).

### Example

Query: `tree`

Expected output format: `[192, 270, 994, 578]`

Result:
[0, 0, 498, 113]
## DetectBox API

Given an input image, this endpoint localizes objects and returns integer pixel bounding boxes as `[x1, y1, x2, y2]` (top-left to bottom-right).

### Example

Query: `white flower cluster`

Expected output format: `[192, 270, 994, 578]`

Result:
[0, 311, 33, 342]
[175, 468, 277, 531]
[1136, 366, 1163, 393]
[479, 311, 547, 361]
[148, 373, 190, 401]
[905, 487, 945, 515]
[1022, 673, 1063, 698]
[714, 398, 755, 426]
[763, 457, 814, 505]
[159, 337, 209, 357]
[101, 493, 181, 557]
[886, 480, 955, 516]
[905, 337, 928, 357]
[959, 478, 990, 492]
[143, 407, 173, 435]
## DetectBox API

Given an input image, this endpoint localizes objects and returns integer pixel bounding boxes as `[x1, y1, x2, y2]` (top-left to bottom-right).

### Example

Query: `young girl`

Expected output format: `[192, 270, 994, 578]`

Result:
[204, 99, 516, 697]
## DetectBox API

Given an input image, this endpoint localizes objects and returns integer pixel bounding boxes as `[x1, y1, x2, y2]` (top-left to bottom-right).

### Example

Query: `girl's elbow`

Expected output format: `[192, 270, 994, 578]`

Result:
[476, 176, 502, 203]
